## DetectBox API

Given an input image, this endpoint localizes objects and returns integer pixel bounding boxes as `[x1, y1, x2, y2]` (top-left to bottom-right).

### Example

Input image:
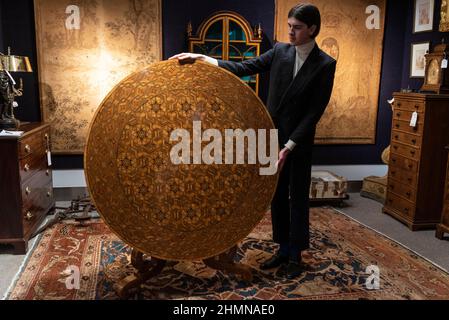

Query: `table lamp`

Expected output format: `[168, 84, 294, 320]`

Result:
[0, 47, 33, 129]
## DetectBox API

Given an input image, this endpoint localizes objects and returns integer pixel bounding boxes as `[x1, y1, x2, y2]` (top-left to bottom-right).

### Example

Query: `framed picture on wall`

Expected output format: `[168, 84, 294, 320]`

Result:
[410, 42, 430, 78]
[413, 0, 435, 33]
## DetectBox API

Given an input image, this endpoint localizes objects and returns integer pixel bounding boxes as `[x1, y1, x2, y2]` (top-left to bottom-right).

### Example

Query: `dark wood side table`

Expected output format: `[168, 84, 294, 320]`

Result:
[0, 123, 55, 254]
[436, 146, 449, 239]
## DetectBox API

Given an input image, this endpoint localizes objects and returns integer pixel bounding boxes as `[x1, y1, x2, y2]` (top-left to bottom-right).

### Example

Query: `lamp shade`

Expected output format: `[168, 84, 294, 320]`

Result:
[0, 55, 33, 72]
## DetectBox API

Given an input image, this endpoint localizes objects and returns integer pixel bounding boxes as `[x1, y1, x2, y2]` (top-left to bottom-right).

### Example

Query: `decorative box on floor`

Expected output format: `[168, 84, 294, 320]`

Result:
[310, 171, 349, 206]
[360, 176, 387, 204]
[360, 146, 390, 204]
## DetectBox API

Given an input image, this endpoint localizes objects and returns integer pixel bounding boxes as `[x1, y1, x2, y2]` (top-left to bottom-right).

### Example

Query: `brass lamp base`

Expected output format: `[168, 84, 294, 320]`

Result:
[0, 118, 20, 130]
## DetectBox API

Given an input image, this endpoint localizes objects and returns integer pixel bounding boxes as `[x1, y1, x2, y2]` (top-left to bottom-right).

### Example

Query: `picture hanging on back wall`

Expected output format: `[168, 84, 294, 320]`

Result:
[34, 0, 162, 154]
[275, 0, 386, 144]
[410, 42, 430, 78]
[413, 0, 434, 33]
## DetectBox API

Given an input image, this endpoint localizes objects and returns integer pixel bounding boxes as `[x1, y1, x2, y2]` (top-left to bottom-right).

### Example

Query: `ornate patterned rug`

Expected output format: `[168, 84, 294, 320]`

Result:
[6, 207, 449, 300]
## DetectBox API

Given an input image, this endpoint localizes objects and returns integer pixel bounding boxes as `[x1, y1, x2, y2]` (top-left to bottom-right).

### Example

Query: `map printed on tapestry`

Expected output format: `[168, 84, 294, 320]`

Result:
[34, 0, 162, 153]
[275, 0, 386, 144]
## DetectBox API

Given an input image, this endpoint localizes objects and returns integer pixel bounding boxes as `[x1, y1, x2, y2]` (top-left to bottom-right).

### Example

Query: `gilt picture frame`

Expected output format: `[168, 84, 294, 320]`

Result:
[440, 0, 449, 31]
[413, 0, 435, 33]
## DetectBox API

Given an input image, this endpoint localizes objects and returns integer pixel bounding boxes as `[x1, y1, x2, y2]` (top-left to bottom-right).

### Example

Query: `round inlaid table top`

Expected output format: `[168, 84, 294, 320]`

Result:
[85, 60, 278, 261]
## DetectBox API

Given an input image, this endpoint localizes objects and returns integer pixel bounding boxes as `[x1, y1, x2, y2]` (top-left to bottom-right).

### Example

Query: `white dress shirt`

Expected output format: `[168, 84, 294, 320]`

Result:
[293, 40, 316, 78]
[203, 40, 316, 151]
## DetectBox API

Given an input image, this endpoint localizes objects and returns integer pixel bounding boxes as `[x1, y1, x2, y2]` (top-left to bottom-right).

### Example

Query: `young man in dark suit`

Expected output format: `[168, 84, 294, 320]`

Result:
[171, 3, 336, 279]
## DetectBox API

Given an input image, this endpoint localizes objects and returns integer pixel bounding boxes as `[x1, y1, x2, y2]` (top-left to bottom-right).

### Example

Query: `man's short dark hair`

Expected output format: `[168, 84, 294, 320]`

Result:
[288, 3, 321, 38]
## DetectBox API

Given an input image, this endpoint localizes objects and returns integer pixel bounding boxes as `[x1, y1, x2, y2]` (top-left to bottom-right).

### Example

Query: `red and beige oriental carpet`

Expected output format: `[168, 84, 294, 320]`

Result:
[6, 207, 449, 300]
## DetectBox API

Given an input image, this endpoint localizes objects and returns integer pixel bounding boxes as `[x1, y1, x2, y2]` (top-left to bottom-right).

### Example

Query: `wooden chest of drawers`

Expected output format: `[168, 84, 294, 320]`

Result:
[0, 123, 55, 254]
[383, 93, 449, 230]
[436, 146, 449, 239]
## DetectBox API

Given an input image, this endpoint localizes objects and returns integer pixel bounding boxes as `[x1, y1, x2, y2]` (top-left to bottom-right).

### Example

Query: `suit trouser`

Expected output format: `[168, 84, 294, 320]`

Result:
[271, 147, 313, 252]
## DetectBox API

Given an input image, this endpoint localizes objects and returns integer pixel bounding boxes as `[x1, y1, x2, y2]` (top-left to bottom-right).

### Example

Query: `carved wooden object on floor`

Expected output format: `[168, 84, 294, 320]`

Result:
[114, 249, 167, 300]
[115, 246, 252, 299]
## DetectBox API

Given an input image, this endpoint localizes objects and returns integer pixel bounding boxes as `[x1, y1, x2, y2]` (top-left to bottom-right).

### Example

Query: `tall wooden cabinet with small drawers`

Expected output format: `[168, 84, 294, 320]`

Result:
[436, 146, 449, 239]
[0, 123, 55, 254]
[383, 93, 449, 231]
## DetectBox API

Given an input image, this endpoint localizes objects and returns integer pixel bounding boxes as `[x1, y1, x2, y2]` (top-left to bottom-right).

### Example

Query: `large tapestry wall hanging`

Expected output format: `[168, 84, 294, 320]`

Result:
[34, 0, 162, 153]
[275, 0, 386, 144]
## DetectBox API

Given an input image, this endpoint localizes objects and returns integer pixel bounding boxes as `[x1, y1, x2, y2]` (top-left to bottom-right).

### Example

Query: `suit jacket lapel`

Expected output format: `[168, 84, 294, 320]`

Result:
[280, 45, 296, 83]
[276, 44, 321, 113]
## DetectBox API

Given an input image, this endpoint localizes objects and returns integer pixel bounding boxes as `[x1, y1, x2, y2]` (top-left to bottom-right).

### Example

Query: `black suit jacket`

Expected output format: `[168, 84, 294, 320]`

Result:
[218, 42, 336, 148]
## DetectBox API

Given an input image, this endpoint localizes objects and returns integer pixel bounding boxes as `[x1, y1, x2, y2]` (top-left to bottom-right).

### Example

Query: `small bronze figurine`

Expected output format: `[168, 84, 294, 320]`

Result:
[0, 71, 23, 129]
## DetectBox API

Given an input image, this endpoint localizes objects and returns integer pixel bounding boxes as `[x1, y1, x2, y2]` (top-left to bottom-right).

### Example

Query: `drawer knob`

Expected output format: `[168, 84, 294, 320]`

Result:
[393, 146, 398, 150]
[24, 144, 31, 153]
[395, 124, 400, 128]
[411, 139, 416, 144]
[408, 165, 413, 169]
[391, 171, 396, 175]
[404, 208, 409, 212]
[24, 164, 30, 172]
[410, 150, 416, 155]
[392, 158, 397, 163]
[26, 211, 34, 221]
[408, 178, 412, 182]
[46, 169, 50, 176]
[414, 105, 419, 109]
[25, 187, 31, 195]
[47, 191, 52, 197]
[390, 185, 394, 189]
[406, 192, 411, 197]
[397, 102, 402, 106]
[396, 113, 401, 117]
[394, 135, 399, 139]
